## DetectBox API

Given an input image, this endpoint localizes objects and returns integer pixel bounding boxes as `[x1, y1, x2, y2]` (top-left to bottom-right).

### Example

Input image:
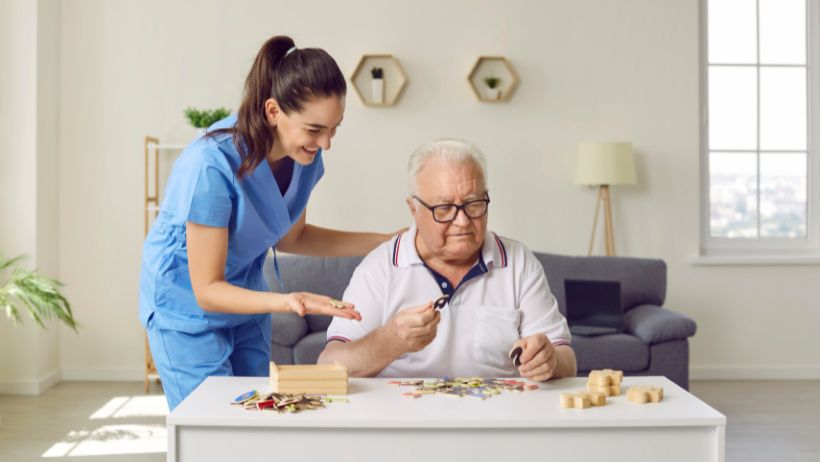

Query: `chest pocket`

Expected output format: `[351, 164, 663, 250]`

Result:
[471, 305, 521, 369]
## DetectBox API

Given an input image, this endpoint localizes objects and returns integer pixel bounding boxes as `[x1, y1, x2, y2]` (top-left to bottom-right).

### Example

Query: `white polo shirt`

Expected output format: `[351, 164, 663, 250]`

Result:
[326, 225, 571, 378]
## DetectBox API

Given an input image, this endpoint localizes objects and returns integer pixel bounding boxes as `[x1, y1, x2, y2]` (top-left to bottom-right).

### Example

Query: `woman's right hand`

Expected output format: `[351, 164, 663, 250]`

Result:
[283, 292, 362, 321]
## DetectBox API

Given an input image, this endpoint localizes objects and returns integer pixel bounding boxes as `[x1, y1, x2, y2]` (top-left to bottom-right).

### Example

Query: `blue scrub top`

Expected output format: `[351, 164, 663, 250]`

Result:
[139, 115, 324, 333]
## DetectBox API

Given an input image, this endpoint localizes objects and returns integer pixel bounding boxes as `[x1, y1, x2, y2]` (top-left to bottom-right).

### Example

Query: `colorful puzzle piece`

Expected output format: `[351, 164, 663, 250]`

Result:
[391, 377, 539, 399]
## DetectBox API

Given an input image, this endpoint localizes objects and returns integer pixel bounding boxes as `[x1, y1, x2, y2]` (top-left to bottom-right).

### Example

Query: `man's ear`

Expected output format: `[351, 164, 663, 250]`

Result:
[264, 98, 280, 126]
[405, 197, 416, 214]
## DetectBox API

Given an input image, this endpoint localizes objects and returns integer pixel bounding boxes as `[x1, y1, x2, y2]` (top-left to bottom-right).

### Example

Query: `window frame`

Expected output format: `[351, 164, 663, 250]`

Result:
[699, 0, 820, 256]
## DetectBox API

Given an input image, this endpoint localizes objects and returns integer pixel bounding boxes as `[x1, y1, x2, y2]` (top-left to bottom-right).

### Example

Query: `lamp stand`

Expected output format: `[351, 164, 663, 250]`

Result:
[587, 185, 616, 256]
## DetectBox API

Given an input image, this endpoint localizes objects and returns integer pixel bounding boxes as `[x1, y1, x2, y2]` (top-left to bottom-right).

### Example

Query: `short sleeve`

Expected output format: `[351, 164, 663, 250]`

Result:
[326, 247, 388, 343]
[187, 164, 234, 227]
[517, 248, 571, 346]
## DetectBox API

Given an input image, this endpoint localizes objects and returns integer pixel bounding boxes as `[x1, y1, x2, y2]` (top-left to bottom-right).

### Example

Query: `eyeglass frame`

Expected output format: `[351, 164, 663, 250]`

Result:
[412, 193, 491, 223]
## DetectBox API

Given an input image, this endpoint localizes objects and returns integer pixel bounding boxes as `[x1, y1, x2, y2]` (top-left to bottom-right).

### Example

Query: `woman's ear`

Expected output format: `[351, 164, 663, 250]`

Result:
[264, 98, 280, 126]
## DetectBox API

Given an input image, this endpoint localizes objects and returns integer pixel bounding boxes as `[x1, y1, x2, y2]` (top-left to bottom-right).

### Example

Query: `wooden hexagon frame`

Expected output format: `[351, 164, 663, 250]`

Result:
[350, 54, 408, 107]
[468, 56, 519, 103]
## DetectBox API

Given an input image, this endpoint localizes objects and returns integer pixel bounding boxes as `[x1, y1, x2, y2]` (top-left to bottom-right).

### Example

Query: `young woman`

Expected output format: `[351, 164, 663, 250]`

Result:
[139, 35, 396, 409]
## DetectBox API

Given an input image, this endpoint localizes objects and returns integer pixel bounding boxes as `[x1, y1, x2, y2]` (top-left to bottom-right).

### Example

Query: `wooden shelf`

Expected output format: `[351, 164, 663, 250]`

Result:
[350, 54, 408, 107]
[467, 56, 519, 103]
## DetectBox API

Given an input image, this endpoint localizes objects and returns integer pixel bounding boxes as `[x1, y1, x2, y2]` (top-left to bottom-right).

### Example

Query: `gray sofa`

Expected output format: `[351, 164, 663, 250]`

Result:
[264, 252, 697, 389]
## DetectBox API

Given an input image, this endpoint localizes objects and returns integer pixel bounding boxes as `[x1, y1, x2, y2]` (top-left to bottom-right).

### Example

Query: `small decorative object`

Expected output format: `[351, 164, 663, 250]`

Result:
[184, 107, 231, 137]
[483, 76, 502, 100]
[370, 66, 384, 104]
[0, 254, 78, 331]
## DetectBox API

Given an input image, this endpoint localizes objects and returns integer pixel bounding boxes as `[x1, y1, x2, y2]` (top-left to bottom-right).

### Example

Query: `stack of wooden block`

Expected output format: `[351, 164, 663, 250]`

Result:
[269, 362, 348, 395]
[587, 369, 623, 396]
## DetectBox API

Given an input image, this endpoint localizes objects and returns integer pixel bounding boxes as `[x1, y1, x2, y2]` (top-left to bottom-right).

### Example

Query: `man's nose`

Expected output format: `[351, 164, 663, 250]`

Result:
[452, 207, 471, 226]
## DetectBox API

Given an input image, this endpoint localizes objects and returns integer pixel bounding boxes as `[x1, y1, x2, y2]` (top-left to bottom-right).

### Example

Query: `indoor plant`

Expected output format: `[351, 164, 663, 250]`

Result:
[184, 107, 231, 136]
[0, 254, 78, 331]
[483, 76, 502, 100]
[370, 67, 384, 104]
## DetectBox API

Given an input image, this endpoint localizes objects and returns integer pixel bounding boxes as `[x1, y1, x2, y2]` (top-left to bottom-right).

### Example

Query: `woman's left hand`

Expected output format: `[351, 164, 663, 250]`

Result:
[284, 292, 362, 321]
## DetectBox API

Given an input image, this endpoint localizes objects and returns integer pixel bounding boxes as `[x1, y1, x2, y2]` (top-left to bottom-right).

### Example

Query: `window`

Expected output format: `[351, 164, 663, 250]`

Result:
[701, 0, 819, 254]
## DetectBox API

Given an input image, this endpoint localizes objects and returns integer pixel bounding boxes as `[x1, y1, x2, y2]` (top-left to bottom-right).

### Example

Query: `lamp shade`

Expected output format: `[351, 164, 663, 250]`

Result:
[575, 142, 637, 186]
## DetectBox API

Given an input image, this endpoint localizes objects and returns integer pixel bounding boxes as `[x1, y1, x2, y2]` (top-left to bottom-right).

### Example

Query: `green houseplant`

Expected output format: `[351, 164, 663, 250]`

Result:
[370, 67, 385, 104]
[184, 107, 231, 134]
[0, 255, 78, 331]
[483, 76, 502, 100]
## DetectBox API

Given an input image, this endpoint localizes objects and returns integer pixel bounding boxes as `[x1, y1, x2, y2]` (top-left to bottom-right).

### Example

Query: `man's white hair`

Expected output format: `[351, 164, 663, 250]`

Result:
[407, 138, 488, 195]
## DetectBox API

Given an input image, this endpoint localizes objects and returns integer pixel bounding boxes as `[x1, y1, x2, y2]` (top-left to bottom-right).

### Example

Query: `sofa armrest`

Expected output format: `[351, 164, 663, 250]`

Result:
[623, 304, 697, 344]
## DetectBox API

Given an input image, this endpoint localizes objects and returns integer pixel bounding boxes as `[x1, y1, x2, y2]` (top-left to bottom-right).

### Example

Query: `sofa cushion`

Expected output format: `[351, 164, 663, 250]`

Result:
[534, 252, 666, 315]
[265, 254, 364, 300]
[624, 304, 697, 344]
[571, 334, 649, 372]
[293, 331, 327, 365]
[270, 313, 308, 347]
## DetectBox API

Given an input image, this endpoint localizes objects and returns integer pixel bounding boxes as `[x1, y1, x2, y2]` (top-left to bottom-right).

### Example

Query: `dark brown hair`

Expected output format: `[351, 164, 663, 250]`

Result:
[210, 35, 346, 178]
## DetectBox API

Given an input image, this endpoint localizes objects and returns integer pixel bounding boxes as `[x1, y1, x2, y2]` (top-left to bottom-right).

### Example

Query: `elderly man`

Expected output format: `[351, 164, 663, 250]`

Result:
[318, 139, 576, 381]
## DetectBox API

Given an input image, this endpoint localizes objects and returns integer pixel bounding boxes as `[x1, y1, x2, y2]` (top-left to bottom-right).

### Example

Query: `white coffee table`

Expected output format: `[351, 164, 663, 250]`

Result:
[167, 375, 725, 462]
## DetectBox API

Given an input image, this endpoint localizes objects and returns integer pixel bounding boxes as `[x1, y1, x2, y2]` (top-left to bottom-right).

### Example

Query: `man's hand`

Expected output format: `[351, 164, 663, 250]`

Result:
[514, 333, 558, 382]
[385, 302, 440, 354]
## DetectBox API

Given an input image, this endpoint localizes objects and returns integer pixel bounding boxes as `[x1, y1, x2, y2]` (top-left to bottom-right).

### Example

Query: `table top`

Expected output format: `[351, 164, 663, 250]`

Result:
[168, 376, 726, 429]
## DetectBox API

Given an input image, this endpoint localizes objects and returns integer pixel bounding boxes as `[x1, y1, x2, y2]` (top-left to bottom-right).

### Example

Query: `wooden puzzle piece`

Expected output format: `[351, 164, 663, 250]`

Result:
[588, 369, 623, 386]
[626, 385, 664, 404]
[560, 391, 607, 409]
[586, 383, 621, 396]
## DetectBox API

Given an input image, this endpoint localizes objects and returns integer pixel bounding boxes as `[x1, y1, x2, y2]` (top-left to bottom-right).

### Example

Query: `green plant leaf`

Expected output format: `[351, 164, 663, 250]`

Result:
[0, 254, 79, 331]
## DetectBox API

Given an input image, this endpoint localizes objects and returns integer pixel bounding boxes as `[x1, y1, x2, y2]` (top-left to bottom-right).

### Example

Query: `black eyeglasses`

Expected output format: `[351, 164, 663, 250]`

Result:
[413, 194, 490, 223]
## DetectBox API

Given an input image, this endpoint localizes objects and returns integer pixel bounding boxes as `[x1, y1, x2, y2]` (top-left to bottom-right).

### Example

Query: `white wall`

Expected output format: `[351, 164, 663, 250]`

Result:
[0, 0, 62, 394]
[51, 0, 820, 382]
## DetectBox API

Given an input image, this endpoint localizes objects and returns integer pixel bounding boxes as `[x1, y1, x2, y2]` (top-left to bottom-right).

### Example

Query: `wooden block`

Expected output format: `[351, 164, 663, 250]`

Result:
[589, 369, 623, 386]
[270, 362, 349, 395]
[586, 383, 620, 397]
[560, 391, 606, 409]
[626, 385, 664, 404]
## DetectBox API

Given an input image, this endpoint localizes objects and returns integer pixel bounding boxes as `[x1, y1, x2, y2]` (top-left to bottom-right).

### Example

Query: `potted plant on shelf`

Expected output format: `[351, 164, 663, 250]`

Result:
[1, 254, 78, 332]
[370, 67, 384, 104]
[184, 107, 231, 137]
[483, 76, 502, 100]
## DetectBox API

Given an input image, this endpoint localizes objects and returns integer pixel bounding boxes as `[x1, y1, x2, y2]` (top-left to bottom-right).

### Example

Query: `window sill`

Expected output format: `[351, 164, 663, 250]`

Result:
[688, 254, 820, 266]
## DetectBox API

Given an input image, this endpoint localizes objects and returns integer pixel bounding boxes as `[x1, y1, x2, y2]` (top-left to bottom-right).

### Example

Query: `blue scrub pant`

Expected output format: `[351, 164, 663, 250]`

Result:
[146, 315, 272, 410]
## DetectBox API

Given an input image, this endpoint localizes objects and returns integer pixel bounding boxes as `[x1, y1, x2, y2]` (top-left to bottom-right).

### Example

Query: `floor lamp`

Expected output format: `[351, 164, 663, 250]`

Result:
[575, 142, 637, 256]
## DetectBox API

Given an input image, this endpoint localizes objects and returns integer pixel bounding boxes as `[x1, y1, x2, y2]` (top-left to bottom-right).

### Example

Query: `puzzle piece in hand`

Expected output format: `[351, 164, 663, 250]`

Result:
[508, 346, 523, 367]
[433, 294, 449, 311]
[626, 385, 664, 404]
[560, 391, 607, 409]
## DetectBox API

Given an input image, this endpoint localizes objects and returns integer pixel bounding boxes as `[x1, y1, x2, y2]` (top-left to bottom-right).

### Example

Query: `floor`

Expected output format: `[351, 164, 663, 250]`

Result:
[0, 380, 818, 461]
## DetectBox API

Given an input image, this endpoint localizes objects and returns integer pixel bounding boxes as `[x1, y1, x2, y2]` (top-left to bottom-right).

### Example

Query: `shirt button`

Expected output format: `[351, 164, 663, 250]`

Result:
[441, 282, 448, 288]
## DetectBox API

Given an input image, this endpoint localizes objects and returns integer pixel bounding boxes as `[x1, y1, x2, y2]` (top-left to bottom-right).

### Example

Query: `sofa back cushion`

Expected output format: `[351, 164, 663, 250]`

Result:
[533, 252, 666, 315]
[264, 251, 667, 332]
[264, 254, 364, 333]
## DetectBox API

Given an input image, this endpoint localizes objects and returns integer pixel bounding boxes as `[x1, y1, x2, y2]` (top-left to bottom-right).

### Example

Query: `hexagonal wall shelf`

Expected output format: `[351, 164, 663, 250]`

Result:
[467, 56, 519, 102]
[350, 54, 408, 107]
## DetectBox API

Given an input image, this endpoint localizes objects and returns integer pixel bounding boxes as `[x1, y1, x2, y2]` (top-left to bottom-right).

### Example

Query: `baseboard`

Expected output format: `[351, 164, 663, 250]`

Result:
[691, 365, 820, 380]
[60, 367, 144, 382]
[0, 368, 62, 395]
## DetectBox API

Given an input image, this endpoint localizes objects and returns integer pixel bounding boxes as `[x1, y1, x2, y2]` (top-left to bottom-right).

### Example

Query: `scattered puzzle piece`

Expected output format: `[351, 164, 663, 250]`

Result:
[626, 385, 664, 404]
[391, 377, 539, 399]
[560, 391, 607, 409]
